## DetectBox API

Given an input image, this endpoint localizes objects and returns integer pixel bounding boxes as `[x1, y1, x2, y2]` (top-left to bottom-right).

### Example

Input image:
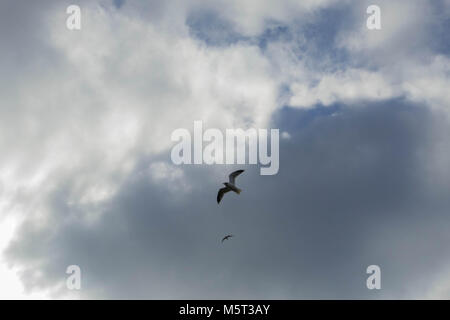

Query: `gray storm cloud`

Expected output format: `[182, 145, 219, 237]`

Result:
[1, 0, 450, 298]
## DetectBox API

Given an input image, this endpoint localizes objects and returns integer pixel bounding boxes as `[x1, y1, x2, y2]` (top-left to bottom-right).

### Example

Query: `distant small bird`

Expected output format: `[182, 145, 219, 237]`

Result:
[217, 169, 244, 204]
[221, 234, 233, 243]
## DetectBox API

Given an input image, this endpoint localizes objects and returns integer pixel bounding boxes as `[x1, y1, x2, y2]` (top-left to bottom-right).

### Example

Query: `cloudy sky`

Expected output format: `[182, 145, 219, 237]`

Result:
[1, 0, 450, 299]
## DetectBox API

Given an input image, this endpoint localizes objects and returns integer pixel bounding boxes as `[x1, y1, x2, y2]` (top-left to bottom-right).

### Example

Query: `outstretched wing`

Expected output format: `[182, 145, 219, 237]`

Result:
[221, 235, 233, 242]
[229, 169, 244, 184]
[217, 187, 231, 204]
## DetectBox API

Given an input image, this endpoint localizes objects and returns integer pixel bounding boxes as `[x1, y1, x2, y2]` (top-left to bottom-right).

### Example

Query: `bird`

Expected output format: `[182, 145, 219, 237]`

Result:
[221, 234, 233, 243]
[217, 169, 244, 204]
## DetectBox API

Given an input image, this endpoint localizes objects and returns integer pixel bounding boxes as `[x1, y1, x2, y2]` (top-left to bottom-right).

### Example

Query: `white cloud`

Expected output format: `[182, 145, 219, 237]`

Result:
[289, 68, 397, 108]
[0, 2, 281, 298]
[0, 2, 280, 215]
[148, 161, 190, 194]
[0, 217, 50, 299]
[402, 56, 450, 111]
[288, 54, 450, 111]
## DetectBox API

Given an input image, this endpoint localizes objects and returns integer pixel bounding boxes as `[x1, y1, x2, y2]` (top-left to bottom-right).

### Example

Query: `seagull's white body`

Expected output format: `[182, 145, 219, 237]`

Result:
[217, 170, 244, 204]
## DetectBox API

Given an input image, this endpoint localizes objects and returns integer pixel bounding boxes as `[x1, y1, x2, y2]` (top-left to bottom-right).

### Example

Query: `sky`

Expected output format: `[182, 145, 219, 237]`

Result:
[0, 0, 450, 299]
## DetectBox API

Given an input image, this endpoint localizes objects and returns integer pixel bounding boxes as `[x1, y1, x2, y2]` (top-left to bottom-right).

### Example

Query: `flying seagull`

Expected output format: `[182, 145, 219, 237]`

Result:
[217, 169, 244, 204]
[221, 234, 233, 243]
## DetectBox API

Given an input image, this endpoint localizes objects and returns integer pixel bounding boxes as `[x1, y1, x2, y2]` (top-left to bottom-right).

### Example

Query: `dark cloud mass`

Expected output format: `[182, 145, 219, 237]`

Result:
[1, 0, 450, 299]
[6, 100, 450, 299]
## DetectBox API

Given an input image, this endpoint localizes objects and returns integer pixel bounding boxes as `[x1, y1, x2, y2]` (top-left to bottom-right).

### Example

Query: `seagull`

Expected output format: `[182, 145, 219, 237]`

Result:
[217, 169, 244, 204]
[221, 234, 233, 243]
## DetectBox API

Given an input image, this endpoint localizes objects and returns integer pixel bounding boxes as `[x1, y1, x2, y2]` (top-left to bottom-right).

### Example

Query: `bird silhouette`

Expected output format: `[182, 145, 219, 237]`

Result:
[217, 170, 244, 204]
[221, 234, 233, 243]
